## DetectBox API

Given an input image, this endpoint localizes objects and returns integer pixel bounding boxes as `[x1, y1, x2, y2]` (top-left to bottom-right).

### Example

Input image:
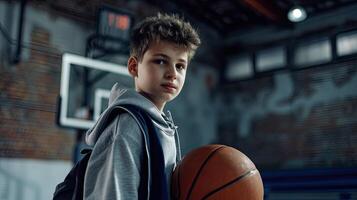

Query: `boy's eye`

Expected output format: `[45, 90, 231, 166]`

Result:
[176, 64, 186, 70]
[154, 59, 166, 65]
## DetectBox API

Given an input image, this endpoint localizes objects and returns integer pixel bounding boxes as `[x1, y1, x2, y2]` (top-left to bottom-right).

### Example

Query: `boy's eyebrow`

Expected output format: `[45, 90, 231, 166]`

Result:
[153, 53, 187, 63]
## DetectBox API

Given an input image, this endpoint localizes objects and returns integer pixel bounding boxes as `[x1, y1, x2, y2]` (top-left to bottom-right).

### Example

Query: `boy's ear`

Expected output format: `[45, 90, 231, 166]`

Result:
[127, 56, 138, 77]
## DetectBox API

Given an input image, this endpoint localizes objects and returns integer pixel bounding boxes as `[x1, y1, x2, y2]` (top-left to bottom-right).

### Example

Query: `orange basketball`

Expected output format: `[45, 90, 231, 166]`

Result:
[171, 144, 264, 200]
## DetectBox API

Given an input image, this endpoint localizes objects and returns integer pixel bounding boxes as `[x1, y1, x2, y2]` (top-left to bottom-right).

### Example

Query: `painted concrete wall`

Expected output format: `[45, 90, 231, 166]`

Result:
[0, 159, 71, 200]
[216, 61, 357, 170]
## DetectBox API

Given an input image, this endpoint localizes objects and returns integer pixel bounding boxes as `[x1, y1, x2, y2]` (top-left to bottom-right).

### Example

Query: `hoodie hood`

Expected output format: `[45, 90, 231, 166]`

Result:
[86, 83, 176, 146]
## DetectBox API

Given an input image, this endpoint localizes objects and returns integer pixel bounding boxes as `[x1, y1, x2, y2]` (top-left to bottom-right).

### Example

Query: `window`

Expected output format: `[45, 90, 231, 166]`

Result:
[337, 31, 357, 56]
[226, 55, 253, 80]
[294, 39, 332, 66]
[256, 47, 286, 72]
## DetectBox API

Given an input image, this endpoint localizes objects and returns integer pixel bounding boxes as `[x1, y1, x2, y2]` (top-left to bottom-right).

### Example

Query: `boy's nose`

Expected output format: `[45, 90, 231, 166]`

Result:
[165, 65, 177, 80]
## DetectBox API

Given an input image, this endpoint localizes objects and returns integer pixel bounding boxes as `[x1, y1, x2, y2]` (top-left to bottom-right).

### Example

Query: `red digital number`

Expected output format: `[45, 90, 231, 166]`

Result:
[116, 15, 129, 30]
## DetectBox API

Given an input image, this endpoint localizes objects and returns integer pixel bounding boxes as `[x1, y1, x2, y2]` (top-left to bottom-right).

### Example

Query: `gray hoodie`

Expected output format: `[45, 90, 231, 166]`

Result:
[83, 83, 181, 200]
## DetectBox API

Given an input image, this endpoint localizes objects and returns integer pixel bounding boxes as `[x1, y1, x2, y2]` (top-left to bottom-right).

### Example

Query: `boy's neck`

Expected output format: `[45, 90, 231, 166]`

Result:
[137, 91, 166, 112]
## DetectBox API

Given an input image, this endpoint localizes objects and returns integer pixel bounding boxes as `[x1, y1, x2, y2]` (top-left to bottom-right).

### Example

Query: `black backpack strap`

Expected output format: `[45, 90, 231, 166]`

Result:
[73, 149, 92, 200]
[53, 149, 92, 200]
[120, 105, 168, 200]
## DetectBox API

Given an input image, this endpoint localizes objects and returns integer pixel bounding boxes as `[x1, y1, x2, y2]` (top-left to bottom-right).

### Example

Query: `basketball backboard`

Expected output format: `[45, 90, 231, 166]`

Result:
[58, 53, 133, 130]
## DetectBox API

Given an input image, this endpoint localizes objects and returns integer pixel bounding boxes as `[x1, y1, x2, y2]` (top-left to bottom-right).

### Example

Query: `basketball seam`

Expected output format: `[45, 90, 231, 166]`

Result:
[201, 169, 258, 200]
[185, 146, 226, 200]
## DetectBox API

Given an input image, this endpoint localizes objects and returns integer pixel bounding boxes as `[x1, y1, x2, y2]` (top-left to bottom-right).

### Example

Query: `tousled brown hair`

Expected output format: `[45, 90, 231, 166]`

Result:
[130, 13, 201, 62]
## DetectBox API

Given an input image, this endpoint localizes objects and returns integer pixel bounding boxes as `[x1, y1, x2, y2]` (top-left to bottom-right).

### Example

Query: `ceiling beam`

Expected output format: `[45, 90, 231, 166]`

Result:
[240, 0, 288, 23]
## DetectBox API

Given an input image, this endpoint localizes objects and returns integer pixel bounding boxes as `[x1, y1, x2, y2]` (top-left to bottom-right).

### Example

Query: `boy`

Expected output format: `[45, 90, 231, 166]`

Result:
[83, 13, 201, 199]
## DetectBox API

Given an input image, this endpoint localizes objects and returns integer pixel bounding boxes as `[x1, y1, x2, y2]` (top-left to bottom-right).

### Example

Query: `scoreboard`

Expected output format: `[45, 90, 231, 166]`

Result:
[97, 6, 133, 41]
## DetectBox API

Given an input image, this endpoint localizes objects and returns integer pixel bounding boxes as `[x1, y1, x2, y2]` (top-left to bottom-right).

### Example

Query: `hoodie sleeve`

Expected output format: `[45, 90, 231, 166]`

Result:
[84, 113, 145, 200]
[112, 113, 146, 199]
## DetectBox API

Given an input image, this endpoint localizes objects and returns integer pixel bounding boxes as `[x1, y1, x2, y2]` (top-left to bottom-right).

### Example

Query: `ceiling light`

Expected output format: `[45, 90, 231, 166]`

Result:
[287, 6, 307, 22]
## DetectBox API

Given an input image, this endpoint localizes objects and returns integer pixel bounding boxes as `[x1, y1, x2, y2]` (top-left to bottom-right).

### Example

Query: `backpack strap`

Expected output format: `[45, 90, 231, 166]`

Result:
[53, 149, 92, 200]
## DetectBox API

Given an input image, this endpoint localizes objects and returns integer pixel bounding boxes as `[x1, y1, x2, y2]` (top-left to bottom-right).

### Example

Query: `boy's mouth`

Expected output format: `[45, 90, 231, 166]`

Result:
[161, 83, 177, 92]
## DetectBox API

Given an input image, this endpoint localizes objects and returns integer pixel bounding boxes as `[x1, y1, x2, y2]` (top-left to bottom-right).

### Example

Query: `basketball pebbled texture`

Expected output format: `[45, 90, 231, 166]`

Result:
[171, 144, 264, 200]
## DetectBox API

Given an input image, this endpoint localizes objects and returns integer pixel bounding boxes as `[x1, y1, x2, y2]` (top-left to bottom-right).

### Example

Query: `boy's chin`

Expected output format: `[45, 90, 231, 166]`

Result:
[164, 92, 179, 101]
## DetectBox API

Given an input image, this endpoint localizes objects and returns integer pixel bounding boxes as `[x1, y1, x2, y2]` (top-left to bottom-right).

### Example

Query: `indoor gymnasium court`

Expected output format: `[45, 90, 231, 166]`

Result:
[0, 0, 357, 199]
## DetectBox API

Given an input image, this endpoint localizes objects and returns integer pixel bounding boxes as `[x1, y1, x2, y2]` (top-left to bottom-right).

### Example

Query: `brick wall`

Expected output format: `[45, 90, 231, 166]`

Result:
[0, 26, 74, 160]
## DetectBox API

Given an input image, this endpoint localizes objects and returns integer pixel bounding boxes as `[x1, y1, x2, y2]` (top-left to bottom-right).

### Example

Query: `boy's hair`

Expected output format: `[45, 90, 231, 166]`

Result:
[130, 13, 201, 62]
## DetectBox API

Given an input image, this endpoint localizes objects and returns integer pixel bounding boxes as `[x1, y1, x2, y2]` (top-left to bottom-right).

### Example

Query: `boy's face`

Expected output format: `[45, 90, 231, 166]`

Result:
[128, 41, 189, 111]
